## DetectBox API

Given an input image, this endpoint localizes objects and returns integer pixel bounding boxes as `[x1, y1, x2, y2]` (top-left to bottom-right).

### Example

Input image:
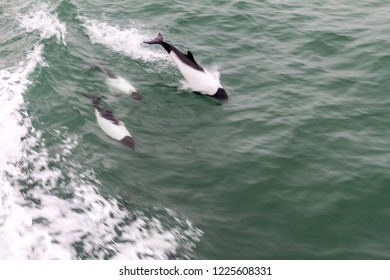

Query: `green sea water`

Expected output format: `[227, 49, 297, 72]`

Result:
[1, 0, 390, 259]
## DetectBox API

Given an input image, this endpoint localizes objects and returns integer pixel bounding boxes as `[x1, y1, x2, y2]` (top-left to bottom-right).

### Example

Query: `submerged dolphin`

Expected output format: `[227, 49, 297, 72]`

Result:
[143, 33, 228, 101]
[94, 66, 143, 100]
[81, 94, 135, 149]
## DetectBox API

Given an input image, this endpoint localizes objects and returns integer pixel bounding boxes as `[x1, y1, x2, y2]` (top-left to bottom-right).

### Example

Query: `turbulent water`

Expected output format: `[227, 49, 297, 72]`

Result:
[1, 0, 390, 259]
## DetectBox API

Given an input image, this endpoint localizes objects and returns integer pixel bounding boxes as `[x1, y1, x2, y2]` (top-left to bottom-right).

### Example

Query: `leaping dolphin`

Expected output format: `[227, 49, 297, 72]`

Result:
[144, 33, 228, 101]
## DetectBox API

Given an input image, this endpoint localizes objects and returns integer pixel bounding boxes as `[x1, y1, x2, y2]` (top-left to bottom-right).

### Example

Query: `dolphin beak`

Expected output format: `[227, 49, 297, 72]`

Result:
[130, 91, 143, 101]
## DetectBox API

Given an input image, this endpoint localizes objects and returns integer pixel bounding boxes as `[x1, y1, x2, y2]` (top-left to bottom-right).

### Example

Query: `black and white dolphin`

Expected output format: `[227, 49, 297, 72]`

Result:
[94, 66, 143, 100]
[144, 33, 228, 101]
[81, 94, 135, 149]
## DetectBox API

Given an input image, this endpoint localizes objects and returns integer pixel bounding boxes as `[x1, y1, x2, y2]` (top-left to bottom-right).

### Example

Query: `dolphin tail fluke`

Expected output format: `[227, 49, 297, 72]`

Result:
[143, 33, 164, 44]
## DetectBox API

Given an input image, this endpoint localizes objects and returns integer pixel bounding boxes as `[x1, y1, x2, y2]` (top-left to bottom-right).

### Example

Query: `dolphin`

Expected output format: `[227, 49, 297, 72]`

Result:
[94, 65, 143, 100]
[81, 94, 135, 149]
[144, 33, 228, 101]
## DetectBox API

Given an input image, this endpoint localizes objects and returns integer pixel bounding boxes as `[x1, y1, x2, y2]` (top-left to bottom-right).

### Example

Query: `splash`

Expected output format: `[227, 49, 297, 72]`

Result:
[0, 46, 202, 260]
[18, 3, 67, 44]
[1, 3, 202, 259]
[81, 17, 168, 62]
[0, 44, 45, 175]
[10, 130, 202, 259]
[0, 44, 51, 259]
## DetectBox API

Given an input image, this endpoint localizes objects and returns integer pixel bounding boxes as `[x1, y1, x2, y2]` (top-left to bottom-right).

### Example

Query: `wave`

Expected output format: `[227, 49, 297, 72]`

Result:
[81, 17, 168, 62]
[0, 45, 202, 259]
[13, 131, 202, 259]
[17, 3, 67, 45]
[0, 44, 47, 258]
[1, 3, 202, 259]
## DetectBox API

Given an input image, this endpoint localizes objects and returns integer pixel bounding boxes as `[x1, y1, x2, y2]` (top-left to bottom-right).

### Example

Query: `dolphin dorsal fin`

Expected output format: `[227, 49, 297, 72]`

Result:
[186, 51, 198, 65]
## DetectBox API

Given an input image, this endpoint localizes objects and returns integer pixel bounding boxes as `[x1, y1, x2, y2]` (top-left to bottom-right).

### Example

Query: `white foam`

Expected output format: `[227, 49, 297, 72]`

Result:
[13, 132, 203, 259]
[0, 44, 58, 259]
[0, 46, 202, 259]
[81, 17, 168, 62]
[18, 3, 67, 44]
[2, 123, 202, 260]
[0, 44, 45, 175]
[1, 7, 201, 259]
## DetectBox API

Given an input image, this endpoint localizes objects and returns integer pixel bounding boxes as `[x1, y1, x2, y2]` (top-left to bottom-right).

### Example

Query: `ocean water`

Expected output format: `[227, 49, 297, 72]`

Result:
[1, 0, 390, 259]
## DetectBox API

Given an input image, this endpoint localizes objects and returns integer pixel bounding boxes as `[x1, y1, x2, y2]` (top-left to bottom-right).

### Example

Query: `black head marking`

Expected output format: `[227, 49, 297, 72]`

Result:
[192, 88, 228, 101]
[120, 136, 135, 149]
[212, 88, 228, 101]
[130, 91, 143, 101]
